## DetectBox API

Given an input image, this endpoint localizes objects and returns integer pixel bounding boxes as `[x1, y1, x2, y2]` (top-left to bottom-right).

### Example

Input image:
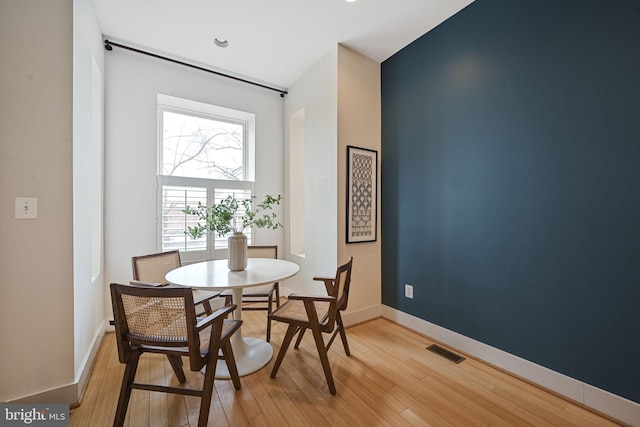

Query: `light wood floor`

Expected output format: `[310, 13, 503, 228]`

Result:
[71, 307, 621, 426]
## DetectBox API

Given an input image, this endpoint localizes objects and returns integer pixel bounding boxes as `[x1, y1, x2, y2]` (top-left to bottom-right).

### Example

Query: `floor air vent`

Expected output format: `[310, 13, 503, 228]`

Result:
[426, 344, 465, 364]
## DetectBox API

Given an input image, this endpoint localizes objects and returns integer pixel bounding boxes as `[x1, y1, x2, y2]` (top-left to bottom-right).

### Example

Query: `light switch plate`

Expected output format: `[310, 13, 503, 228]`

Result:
[15, 197, 37, 219]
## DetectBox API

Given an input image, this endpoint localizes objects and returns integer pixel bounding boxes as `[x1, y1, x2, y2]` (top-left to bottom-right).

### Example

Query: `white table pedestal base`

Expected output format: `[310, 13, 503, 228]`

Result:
[165, 259, 299, 379]
[215, 337, 273, 379]
[214, 287, 273, 379]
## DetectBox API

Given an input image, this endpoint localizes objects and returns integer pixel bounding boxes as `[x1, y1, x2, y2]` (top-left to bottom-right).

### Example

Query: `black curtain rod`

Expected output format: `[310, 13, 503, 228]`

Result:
[104, 39, 288, 97]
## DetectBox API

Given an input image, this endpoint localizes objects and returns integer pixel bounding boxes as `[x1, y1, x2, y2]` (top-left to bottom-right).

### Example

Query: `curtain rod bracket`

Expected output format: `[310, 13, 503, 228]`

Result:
[103, 39, 287, 97]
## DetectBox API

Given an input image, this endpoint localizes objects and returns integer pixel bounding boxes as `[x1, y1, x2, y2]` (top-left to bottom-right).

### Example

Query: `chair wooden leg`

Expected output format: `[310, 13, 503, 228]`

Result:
[270, 324, 298, 378]
[224, 294, 233, 318]
[201, 299, 213, 315]
[113, 354, 140, 427]
[198, 348, 218, 427]
[310, 324, 336, 395]
[336, 312, 350, 356]
[166, 355, 187, 383]
[266, 318, 272, 343]
[275, 283, 280, 308]
[222, 340, 241, 390]
[266, 295, 273, 342]
[294, 327, 306, 349]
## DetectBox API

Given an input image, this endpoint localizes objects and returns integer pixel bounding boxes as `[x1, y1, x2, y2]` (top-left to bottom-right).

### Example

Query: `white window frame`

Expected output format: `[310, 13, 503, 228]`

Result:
[156, 94, 255, 263]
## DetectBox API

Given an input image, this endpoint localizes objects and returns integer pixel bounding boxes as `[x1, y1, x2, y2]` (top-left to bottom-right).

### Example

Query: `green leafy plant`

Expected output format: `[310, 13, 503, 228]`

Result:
[183, 194, 283, 239]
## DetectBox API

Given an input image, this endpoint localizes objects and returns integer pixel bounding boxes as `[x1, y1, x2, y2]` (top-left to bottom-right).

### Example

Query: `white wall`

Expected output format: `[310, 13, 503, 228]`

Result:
[283, 48, 339, 294]
[103, 47, 285, 313]
[0, 0, 75, 402]
[282, 45, 382, 321]
[73, 0, 106, 397]
[337, 45, 382, 319]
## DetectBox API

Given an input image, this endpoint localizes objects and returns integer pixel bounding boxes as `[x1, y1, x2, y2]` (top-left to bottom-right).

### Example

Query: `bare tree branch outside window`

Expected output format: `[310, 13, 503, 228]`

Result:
[162, 111, 244, 180]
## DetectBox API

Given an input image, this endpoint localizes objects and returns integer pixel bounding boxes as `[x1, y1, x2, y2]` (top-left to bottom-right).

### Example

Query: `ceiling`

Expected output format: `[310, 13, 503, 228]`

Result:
[93, 0, 473, 90]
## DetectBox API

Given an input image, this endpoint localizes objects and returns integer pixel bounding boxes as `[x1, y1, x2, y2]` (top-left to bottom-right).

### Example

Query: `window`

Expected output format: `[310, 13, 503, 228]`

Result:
[157, 94, 255, 261]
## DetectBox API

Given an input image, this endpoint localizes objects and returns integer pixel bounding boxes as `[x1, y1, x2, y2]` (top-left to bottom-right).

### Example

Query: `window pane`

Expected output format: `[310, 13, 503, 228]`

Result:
[161, 185, 207, 251]
[162, 110, 244, 180]
[214, 188, 253, 249]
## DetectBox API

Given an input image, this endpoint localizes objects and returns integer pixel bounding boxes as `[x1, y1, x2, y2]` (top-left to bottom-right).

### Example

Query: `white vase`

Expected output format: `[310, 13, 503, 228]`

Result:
[228, 232, 247, 271]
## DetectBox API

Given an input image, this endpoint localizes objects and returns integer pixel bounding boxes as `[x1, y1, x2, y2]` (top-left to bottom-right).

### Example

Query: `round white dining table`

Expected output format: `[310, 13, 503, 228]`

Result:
[165, 258, 299, 378]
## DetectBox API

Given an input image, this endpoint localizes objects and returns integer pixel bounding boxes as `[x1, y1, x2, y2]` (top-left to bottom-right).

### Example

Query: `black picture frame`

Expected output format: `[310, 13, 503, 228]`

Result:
[346, 145, 378, 243]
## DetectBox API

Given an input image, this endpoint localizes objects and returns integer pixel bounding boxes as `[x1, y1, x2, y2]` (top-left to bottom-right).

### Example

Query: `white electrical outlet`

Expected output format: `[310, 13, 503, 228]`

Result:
[405, 284, 413, 299]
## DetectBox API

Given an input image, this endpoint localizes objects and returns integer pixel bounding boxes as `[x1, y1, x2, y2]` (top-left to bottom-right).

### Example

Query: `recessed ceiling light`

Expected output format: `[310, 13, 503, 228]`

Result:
[345, 0, 357, 2]
[214, 38, 229, 48]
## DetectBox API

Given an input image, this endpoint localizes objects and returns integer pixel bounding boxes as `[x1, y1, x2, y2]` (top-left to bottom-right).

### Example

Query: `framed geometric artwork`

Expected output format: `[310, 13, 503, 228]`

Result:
[346, 145, 378, 243]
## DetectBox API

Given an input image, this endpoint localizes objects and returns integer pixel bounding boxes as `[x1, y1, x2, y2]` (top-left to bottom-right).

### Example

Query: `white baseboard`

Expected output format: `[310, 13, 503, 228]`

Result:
[7, 383, 78, 405]
[74, 325, 105, 401]
[7, 324, 105, 407]
[381, 305, 640, 426]
[342, 304, 382, 327]
[105, 317, 115, 332]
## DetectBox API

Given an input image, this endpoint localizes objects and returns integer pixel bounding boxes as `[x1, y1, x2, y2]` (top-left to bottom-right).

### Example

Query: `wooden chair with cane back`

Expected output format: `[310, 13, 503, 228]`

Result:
[269, 257, 353, 395]
[132, 250, 223, 316]
[109, 282, 242, 427]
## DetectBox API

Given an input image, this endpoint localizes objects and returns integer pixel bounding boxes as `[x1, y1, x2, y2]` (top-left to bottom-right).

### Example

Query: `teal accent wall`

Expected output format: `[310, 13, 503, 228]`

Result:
[381, 0, 640, 402]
